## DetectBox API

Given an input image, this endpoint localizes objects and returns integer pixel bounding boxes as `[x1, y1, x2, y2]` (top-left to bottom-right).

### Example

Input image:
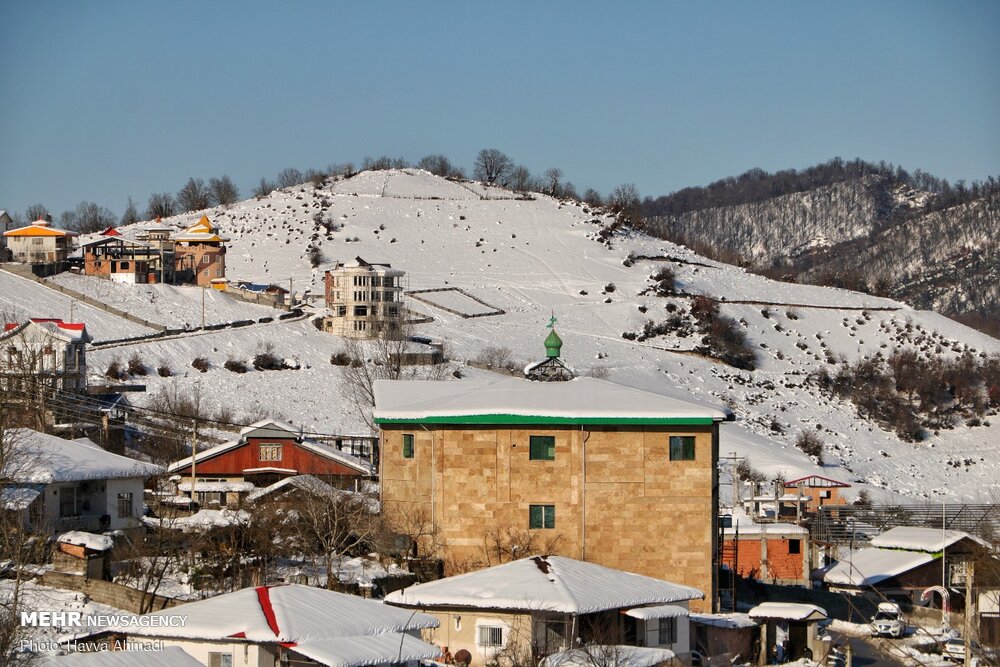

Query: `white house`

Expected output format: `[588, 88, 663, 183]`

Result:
[40, 646, 203, 667]
[2, 218, 77, 264]
[0, 428, 163, 533]
[96, 583, 441, 667]
[385, 555, 702, 664]
[0, 318, 91, 393]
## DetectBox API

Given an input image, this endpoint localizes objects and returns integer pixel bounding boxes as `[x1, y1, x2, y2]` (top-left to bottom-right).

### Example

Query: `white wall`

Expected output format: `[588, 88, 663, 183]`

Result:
[105, 477, 146, 530]
[148, 638, 275, 667]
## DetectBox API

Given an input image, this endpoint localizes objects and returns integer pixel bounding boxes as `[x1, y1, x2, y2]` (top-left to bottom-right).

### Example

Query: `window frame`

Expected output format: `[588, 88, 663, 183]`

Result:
[788, 539, 801, 555]
[658, 617, 677, 645]
[258, 443, 283, 462]
[668, 435, 696, 461]
[529, 435, 556, 461]
[402, 433, 414, 459]
[476, 625, 505, 648]
[116, 492, 133, 519]
[529, 504, 556, 529]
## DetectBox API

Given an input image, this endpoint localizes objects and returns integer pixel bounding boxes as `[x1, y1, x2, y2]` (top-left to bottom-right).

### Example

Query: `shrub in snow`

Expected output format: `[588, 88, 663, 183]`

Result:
[192, 357, 210, 373]
[795, 430, 824, 464]
[253, 344, 284, 371]
[127, 353, 147, 376]
[157, 365, 172, 378]
[650, 267, 676, 295]
[475, 346, 515, 371]
[225, 358, 249, 374]
[603, 283, 616, 293]
[736, 458, 766, 483]
[330, 351, 353, 366]
[105, 359, 127, 381]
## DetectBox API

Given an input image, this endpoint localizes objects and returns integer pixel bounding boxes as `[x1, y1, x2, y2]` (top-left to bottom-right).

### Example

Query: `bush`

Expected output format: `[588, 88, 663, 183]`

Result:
[253, 343, 283, 371]
[689, 296, 756, 370]
[736, 458, 766, 483]
[157, 365, 172, 377]
[105, 359, 127, 381]
[795, 430, 824, 464]
[224, 358, 249, 373]
[330, 351, 353, 366]
[192, 357, 210, 373]
[603, 283, 616, 293]
[475, 345, 515, 370]
[127, 353, 147, 376]
[650, 267, 676, 295]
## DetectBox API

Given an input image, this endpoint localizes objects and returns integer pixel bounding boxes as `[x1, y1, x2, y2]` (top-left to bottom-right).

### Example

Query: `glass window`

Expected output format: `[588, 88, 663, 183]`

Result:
[402, 434, 414, 458]
[476, 625, 505, 647]
[529, 435, 555, 461]
[117, 492, 133, 518]
[789, 539, 801, 554]
[529, 504, 555, 529]
[669, 436, 696, 461]
[259, 443, 282, 462]
[208, 653, 233, 667]
[658, 618, 676, 645]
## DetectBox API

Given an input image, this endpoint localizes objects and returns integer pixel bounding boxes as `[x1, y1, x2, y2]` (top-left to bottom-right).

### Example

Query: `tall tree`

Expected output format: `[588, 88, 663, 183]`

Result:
[24, 203, 51, 222]
[275, 168, 304, 189]
[583, 188, 603, 207]
[509, 165, 532, 192]
[543, 168, 563, 196]
[120, 197, 141, 226]
[417, 154, 452, 177]
[473, 148, 513, 185]
[208, 175, 239, 206]
[609, 183, 642, 223]
[176, 177, 211, 212]
[253, 178, 274, 198]
[62, 201, 116, 233]
[146, 192, 175, 219]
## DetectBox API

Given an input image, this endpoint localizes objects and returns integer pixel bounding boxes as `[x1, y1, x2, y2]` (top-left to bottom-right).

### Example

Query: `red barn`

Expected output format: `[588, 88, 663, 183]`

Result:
[168, 420, 373, 495]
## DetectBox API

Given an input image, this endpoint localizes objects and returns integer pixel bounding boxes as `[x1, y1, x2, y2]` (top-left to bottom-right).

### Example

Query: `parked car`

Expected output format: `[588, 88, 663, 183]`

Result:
[942, 637, 990, 663]
[870, 602, 907, 638]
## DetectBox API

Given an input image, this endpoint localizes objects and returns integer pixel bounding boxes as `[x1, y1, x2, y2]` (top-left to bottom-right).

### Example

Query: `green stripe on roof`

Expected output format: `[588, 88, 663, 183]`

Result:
[374, 414, 718, 426]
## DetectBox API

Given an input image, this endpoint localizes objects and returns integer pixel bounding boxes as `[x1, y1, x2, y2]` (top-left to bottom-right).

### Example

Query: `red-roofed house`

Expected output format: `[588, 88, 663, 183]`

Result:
[783, 475, 850, 515]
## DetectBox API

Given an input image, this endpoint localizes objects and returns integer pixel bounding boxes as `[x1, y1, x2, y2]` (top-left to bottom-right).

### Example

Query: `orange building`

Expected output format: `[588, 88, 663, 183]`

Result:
[783, 475, 850, 515]
[722, 520, 810, 586]
[2, 219, 77, 265]
[173, 215, 228, 286]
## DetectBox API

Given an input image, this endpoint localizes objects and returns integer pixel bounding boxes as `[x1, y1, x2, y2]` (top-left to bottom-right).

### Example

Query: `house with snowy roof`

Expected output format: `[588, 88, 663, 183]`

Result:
[823, 526, 989, 608]
[172, 215, 228, 286]
[0, 209, 13, 259]
[89, 583, 441, 667]
[168, 420, 374, 505]
[386, 555, 702, 664]
[40, 645, 203, 667]
[0, 428, 163, 533]
[782, 474, 851, 516]
[0, 318, 91, 394]
[2, 218, 77, 266]
[374, 366, 730, 612]
[722, 514, 811, 586]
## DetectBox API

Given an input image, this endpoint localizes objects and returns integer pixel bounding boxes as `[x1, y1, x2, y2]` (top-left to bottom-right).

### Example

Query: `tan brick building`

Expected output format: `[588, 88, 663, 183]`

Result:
[374, 376, 729, 612]
[323, 257, 405, 338]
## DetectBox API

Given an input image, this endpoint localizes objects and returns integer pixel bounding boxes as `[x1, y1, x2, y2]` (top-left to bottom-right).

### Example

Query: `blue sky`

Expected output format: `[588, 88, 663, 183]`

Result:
[1, 1, 998, 218]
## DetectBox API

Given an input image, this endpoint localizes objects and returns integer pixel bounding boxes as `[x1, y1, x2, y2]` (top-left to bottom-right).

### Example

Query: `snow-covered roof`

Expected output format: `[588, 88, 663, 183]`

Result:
[177, 480, 256, 493]
[689, 613, 758, 629]
[6, 429, 163, 483]
[870, 526, 982, 553]
[246, 474, 335, 503]
[724, 520, 808, 537]
[291, 632, 442, 667]
[166, 426, 373, 476]
[540, 646, 676, 667]
[1, 318, 92, 343]
[823, 547, 934, 587]
[144, 508, 250, 532]
[623, 604, 688, 620]
[0, 484, 43, 510]
[40, 646, 202, 667]
[57, 531, 114, 551]
[373, 377, 728, 425]
[748, 602, 827, 622]
[110, 584, 438, 644]
[385, 555, 702, 614]
[3, 219, 77, 237]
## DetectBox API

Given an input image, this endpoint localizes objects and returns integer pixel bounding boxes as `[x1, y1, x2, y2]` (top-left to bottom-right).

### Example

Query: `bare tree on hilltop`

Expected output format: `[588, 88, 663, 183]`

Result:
[120, 197, 141, 226]
[61, 201, 116, 233]
[509, 165, 533, 192]
[146, 192, 175, 219]
[276, 168, 304, 189]
[417, 154, 453, 177]
[608, 183, 642, 224]
[208, 175, 239, 206]
[474, 148, 513, 185]
[543, 168, 563, 196]
[177, 177, 212, 213]
[24, 204, 51, 223]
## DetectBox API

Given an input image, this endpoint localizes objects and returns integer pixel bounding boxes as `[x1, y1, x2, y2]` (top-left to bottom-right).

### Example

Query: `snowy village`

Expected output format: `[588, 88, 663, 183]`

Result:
[2, 4, 999, 667]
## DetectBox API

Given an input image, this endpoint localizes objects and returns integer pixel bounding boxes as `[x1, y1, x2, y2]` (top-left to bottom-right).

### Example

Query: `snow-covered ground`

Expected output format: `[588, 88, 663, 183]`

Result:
[25, 170, 1000, 500]
[47, 274, 284, 329]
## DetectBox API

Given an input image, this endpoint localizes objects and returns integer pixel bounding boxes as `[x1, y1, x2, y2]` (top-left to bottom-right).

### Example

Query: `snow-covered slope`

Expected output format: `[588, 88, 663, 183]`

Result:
[77, 170, 1000, 502]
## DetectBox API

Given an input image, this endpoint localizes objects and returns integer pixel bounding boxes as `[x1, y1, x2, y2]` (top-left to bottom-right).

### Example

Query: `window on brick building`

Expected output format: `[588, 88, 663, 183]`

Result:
[529, 435, 555, 460]
[402, 434, 414, 458]
[529, 504, 555, 529]
[789, 539, 801, 554]
[669, 436, 696, 461]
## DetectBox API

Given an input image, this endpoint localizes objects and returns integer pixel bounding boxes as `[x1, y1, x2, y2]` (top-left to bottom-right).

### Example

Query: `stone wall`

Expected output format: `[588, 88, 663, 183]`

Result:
[39, 571, 180, 614]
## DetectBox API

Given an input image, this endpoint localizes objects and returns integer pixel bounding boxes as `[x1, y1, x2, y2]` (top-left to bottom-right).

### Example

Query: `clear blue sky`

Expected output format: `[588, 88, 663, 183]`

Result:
[2, 1, 998, 219]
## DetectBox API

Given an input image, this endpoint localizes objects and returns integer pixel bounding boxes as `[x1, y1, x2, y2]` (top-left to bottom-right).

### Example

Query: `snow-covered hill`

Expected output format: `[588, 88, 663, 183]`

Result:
[55, 170, 1000, 502]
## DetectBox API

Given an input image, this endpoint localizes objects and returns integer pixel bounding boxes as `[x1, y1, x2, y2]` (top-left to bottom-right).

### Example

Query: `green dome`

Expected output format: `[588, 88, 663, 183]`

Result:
[544, 329, 563, 358]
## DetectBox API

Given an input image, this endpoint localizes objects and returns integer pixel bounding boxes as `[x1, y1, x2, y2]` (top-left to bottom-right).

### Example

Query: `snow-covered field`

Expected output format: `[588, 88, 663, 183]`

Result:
[31, 170, 1000, 501]
[47, 274, 284, 329]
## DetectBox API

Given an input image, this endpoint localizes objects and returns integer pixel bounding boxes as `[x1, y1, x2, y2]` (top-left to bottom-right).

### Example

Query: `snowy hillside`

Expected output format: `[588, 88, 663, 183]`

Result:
[54, 170, 1000, 502]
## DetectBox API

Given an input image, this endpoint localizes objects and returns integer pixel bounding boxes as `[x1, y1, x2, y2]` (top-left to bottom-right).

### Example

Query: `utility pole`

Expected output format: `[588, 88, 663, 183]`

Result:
[201, 286, 205, 329]
[965, 560, 975, 665]
[69, 300, 75, 322]
[189, 416, 198, 505]
[288, 277, 293, 306]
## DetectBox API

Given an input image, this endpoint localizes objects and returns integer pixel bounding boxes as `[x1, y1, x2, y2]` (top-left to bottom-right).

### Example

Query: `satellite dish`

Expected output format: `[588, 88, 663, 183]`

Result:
[454, 649, 472, 666]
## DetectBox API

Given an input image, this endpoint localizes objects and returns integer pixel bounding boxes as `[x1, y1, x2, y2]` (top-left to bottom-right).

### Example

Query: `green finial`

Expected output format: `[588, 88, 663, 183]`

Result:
[544, 313, 562, 358]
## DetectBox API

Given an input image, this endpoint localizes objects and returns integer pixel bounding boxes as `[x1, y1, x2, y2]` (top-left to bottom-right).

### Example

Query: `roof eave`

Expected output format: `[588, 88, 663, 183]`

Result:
[375, 414, 721, 426]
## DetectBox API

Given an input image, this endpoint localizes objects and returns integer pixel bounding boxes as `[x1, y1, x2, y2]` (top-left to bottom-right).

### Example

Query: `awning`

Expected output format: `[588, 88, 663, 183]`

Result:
[623, 604, 688, 620]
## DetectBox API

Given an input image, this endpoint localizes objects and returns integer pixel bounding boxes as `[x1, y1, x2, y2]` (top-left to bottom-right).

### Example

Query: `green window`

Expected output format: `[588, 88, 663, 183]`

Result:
[529, 504, 556, 529]
[529, 435, 556, 461]
[402, 433, 414, 459]
[669, 436, 696, 461]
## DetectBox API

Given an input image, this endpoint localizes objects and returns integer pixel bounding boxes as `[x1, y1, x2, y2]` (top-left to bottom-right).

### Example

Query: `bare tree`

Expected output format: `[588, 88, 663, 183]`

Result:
[145, 192, 176, 219]
[276, 168, 304, 189]
[543, 168, 564, 196]
[608, 183, 642, 224]
[120, 197, 141, 226]
[417, 154, 453, 177]
[509, 165, 533, 193]
[208, 175, 240, 206]
[474, 148, 513, 185]
[582, 188, 603, 207]
[176, 177, 212, 212]
[23, 204, 51, 223]
[61, 201, 116, 234]
[253, 178, 274, 198]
